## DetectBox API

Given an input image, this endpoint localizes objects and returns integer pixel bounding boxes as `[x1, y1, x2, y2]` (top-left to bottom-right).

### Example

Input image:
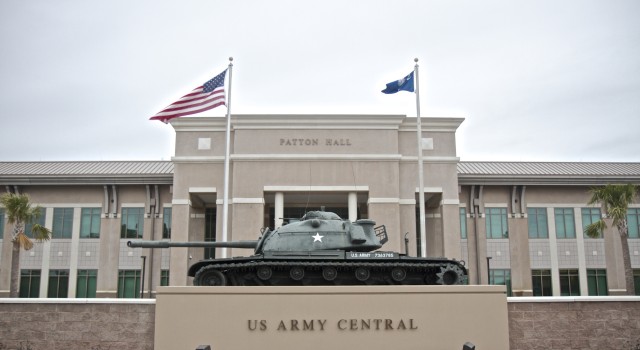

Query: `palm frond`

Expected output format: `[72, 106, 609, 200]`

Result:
[31, 224, 52, 242]
[1, 193, 28, 224]
[608, 207, 627, 225]
[15, 231, 34, 250]
[584, 220, 606, 239]
[587, 184, 638, 239]
[1, 193, 51, 243]
[28, 205, 44, 220]
[587, 186, 610, 207]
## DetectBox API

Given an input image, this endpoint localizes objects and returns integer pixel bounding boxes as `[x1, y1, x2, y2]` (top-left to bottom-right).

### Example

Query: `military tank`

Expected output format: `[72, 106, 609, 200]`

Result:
[127, 210, 467, 286]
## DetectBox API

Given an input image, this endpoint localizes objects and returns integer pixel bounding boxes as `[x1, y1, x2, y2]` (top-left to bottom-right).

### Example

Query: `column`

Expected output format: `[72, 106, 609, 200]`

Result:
[275, 192, 284, 228]
[508, 216, 533, 296]
[547, 207, 561, 296]
[67, 207, 81, 298]
[348, 192, 358, 222]
[39, 208, 54, 297]
[574, 208, 589, 296]
[169, 201, 191, 286]
[367, 200, 401, 252]
[441, 201, 461, 260]
[97, 187, 119, 298]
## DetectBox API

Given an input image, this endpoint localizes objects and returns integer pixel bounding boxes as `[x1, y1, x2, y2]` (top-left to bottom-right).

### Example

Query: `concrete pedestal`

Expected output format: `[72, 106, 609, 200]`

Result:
[155, 285, 508, 350]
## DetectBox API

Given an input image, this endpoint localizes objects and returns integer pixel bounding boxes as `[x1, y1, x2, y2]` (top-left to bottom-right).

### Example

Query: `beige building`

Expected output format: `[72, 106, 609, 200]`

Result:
[1, 114, 639, 297]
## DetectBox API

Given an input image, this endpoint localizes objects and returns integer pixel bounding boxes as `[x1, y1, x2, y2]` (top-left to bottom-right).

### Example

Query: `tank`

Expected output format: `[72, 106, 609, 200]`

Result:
[127, 210, 467, 286]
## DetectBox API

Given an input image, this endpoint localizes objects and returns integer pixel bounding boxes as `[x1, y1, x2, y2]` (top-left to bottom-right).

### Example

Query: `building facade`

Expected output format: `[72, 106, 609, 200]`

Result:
[1, 114, 639, 298]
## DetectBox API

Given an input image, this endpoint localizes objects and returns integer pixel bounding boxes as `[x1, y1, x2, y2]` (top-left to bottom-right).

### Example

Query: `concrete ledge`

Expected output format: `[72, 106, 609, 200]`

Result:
[159, 284, 505, 295]
[0, 297, 156, 304]
[508, 296, 640, 303]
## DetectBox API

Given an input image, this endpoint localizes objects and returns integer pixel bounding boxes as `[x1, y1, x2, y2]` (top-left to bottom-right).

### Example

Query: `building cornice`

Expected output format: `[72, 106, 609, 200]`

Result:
[399, 117, 465, 132]
[0, 175, 174, 186]
[457, 174, 640, 186]
[171, 114, 409, 131]
[170, 114, 466, 131]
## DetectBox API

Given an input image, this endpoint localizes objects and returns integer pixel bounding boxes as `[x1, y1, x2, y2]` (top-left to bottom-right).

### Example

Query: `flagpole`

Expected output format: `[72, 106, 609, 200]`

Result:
[414, 58, 427, 258]
[222, 57, 233, 258]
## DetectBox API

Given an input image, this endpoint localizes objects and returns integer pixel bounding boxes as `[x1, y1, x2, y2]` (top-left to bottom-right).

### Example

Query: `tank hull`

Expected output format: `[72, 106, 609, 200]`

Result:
[190, 252, 467, 286]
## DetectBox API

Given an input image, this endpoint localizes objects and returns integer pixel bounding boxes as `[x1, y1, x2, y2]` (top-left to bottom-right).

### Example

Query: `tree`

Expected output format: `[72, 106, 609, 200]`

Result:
[0, 193, 51, 297]
[584, 184, 638, 296]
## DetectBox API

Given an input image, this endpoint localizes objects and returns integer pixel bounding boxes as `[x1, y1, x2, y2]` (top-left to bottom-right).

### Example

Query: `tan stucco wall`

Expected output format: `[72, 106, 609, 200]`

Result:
[0, 184, 172, 298]
[169, 115, 464, 283]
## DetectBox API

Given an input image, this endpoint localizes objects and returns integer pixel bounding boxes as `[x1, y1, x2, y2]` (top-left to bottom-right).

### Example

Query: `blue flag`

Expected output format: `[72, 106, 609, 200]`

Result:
[381, 71, 414, 94]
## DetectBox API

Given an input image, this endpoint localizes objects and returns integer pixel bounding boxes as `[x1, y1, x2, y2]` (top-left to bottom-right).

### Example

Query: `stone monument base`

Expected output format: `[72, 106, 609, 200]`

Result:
[155, 285, 508, 350]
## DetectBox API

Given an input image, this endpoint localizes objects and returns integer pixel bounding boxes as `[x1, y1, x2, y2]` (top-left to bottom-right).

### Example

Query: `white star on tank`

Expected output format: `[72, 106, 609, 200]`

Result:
[312, 233, 324, 242]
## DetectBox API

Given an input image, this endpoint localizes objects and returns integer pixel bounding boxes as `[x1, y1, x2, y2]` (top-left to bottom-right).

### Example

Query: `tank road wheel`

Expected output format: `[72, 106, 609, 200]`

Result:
[289, 267, 305, 281]
[436, 264, 465, 285]
[391, 267, 407, 282]
[194, 266, 227, 286]
[354, 267, 370, 282]
[322, 267, 338, 281]
[256, 266, 273, 281]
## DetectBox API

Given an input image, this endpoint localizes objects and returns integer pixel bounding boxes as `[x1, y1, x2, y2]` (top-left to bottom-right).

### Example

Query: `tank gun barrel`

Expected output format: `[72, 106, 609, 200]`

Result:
[127, 240, 258, 249]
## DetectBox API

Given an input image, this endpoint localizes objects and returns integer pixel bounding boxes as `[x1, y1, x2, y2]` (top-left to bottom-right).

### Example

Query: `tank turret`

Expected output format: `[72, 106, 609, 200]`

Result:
[127, 210, 466, 287]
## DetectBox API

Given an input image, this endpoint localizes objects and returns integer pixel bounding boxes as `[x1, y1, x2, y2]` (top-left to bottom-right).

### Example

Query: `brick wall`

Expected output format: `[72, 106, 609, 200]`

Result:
[0, 300, 154, 350]
[509, 298, 640, 350]
[1, 298, 639, 350]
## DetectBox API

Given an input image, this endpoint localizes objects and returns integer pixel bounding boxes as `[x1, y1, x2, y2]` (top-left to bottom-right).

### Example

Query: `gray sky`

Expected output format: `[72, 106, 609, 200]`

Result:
[1, 0, 639, 162]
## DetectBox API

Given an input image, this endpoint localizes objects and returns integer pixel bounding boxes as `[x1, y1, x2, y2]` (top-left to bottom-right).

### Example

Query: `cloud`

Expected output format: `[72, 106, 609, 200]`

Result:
[1, 0, 638, 162]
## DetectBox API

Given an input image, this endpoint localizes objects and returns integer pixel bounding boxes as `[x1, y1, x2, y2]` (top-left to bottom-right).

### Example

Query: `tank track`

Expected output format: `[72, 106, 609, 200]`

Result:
[193, 260, 467, 286]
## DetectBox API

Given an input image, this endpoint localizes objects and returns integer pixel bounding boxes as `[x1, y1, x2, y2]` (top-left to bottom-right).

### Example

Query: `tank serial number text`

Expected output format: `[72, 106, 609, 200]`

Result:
[348, 252, 398, 259]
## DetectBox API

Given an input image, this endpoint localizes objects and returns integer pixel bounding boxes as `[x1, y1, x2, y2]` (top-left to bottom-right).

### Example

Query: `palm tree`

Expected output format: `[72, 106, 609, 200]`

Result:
[584, 184, 638, 296]
[0, 193, 51, 297]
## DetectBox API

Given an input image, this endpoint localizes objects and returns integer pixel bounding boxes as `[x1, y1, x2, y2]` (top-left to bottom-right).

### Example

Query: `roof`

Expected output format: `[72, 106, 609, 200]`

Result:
[458, 162, 640, 185]
[0, 161, 174, 185]
[1, 160, 638, 186]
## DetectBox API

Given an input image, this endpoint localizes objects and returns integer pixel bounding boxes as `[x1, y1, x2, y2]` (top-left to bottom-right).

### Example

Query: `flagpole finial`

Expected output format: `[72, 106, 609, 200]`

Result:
[229, 57, 233, 62]
[414, 57, 418, 63]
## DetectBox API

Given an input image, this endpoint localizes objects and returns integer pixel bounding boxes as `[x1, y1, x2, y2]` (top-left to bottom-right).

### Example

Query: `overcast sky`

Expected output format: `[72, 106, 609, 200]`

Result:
[1, 0, 638, 162]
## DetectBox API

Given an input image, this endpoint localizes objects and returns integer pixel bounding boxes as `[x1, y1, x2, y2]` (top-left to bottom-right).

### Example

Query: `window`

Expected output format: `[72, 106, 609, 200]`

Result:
[52, 208, 73, 238]
[459, 207, 467, 239]
[489, 269, 512, 296]
[581, 208, 602, 238]
[587, 269, 608, 296]
[634, 270, 640, 296]
[532, 269, 552, 296]
[559, 269, 580, 296]
[117, 270, 141, 298]
[527, 208, 548, 238]
[554, 208, 576, 239]
[162, 207, 172, 239]
[486, 208, 508, 239]
[47, 270, 69, 298]
[628, 208, 640, 239]
[24, 208, 46, 239]
[121, 208, 144, 239]
[161, 270, 170, 286]
[76, 269, 97, 298]
[19, 269, 41, 298]
[80, 208, 101, 238]
[205, 208, 216, 259]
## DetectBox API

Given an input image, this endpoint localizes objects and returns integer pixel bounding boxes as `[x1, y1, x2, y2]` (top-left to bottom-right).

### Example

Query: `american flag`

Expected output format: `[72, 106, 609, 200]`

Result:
[150, 69, 227, 123]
